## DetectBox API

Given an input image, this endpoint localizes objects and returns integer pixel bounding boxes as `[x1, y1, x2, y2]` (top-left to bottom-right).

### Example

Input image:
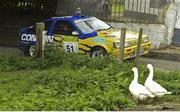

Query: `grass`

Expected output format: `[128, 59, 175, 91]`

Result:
[0, 48, 179, 110]
[0, 65, 135, 110]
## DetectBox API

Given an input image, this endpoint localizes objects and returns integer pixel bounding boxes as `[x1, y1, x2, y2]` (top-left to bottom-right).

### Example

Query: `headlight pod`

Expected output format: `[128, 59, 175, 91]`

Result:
[143, 37, 150, 43]
[113, 42, 131, 48]
[113, 42, 120, 48]
[125, 42, 131, 47]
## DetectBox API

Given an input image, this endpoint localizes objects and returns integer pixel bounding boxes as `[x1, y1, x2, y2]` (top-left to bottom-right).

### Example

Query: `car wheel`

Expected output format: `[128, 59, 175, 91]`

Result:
[91, 47, 107, 58]
[28, 45, 36, 57]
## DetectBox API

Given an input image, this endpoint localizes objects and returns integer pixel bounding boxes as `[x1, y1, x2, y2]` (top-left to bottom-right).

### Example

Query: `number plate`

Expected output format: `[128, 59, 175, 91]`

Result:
[63, 42, 79, 53]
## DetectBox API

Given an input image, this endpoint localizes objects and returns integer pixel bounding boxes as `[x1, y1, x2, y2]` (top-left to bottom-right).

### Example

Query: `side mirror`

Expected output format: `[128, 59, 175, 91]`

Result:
[72, 31, 79, 36]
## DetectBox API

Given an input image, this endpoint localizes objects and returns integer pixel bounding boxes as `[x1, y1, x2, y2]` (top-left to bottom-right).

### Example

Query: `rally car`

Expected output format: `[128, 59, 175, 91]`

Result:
[17, 15, 151, 59]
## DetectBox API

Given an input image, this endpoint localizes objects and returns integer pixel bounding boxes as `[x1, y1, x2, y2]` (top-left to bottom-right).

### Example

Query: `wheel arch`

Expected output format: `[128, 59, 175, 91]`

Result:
[90, 45, 108, 54]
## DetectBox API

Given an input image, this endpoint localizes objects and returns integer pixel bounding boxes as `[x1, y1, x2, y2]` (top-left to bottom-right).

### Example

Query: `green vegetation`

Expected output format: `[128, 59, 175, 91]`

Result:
[112, 4, 124, 13]
[0, 47, 179, 110]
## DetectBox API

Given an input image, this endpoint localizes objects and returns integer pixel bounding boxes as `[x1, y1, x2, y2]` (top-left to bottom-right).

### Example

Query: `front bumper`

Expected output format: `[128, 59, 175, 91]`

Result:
[17, 41, 36, 52]
[112, 42, 151, 59]
[17, 41, 30, 51]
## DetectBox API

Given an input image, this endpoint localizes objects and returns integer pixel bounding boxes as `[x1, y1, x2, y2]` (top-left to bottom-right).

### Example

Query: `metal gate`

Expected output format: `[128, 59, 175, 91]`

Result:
[56, 0, 169, 24]
[56, 0, 112, 19]
[172, 29, 180, 46]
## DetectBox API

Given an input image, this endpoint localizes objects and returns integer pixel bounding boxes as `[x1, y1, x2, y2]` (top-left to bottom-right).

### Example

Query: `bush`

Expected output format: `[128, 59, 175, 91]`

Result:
[0, 46, 133, 72]
[0, 46, 64, 72]
[0, 66, 136, 111]
[0, 47, 136, 110]
[0, 46, 179, 110]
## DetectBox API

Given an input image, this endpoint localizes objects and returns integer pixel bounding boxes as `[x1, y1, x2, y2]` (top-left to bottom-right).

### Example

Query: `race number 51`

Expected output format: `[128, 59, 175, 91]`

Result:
[63, 42, 79, 53]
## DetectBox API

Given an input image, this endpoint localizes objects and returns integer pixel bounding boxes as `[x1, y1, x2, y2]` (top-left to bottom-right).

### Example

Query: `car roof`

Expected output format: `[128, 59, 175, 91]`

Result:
[49, 15, 92, 21]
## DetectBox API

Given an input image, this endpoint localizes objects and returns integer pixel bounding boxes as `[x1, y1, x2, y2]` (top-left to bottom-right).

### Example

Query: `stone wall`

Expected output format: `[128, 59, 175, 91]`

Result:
[164, 3, 177, 45]
[108, 2, 177, 49]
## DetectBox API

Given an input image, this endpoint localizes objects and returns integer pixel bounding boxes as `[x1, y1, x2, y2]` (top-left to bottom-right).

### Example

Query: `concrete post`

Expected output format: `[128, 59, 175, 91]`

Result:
[135, 28, 143, 65]
[164, 2, 177, 45]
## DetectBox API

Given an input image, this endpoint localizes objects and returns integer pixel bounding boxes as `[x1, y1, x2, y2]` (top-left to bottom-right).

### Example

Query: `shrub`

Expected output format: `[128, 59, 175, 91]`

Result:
[0, 46, 179, 110]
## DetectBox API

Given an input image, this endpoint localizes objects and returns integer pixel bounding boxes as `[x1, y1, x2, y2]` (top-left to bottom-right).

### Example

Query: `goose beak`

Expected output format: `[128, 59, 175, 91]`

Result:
[132, 67, 137, 71]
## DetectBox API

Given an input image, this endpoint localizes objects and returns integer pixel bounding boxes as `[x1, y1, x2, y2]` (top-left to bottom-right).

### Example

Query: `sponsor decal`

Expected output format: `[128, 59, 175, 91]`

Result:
[92, 38, 106, 44]
[21, 34, 54, 43]
[21, 34, 36, 41]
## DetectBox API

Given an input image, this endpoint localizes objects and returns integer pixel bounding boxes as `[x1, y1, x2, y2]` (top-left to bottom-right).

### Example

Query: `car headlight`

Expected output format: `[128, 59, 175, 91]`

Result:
[143, 37, 150, 43]
[125, 42, 131, 47]
[113, 42, 120, 48]
[113, 42, 131, 48]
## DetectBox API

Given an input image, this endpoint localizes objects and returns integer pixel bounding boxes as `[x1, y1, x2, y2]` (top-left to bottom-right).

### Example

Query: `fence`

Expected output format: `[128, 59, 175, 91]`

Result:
[56, 0, 169, 24]
[0, 0, 169, 24]
[0, 0, 57, 47]
[0, 25, 20, 47]
[0, 0, 57, 16]
[0, 0, 170, 47]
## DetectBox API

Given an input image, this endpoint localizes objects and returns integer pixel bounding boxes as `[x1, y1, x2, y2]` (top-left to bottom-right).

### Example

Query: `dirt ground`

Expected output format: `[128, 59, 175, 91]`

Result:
[133, 102, 180, 111]
[0, 47, 22, 56]
[139, 58, 180, 71]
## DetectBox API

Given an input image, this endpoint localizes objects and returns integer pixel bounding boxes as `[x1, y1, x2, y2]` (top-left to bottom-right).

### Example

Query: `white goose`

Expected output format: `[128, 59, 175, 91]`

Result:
[145, 64, 171, 97]
[129, 67, 155, 102]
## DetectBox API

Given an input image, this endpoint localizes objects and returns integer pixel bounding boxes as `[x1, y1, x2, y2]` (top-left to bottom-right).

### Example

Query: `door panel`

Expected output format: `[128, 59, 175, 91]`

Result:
[53, 20, 79, 53]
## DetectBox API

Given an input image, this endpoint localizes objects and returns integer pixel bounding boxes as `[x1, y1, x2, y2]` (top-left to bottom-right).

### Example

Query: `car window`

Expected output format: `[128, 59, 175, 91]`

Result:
[86, 18, 111, 31]
[54, 20, 76, 36]
[27, 20, 53, 33]
[75, 21, 94, 34]
[74, 17, 111, 34]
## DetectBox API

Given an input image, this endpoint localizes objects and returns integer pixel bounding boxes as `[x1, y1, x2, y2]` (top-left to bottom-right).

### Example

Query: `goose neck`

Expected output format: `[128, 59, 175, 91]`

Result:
[133, 71, 138, 82]
[148, 67, 154, 80]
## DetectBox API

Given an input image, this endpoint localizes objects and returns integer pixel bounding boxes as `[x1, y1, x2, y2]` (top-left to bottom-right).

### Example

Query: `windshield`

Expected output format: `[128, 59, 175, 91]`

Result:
[74, 17, 111, 34]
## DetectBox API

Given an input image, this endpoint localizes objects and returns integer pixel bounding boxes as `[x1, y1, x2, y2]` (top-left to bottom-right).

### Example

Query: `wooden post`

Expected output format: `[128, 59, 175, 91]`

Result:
[120, 28, 126, 64]
[36, 22, 45, 58]
[135, 28, 143, 65]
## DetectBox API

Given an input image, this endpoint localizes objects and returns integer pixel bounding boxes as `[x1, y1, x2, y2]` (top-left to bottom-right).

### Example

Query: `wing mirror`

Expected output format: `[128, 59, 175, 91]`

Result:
[72, 31, 79, 36]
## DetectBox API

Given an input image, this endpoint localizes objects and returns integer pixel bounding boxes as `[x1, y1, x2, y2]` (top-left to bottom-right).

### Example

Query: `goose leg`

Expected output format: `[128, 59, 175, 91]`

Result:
[133, 96, 140, 104]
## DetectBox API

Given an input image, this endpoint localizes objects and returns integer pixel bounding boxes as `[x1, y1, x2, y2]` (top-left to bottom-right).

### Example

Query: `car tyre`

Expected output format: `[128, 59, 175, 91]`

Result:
[91, 47, 107, 58]
[28, 45, 36, 57]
